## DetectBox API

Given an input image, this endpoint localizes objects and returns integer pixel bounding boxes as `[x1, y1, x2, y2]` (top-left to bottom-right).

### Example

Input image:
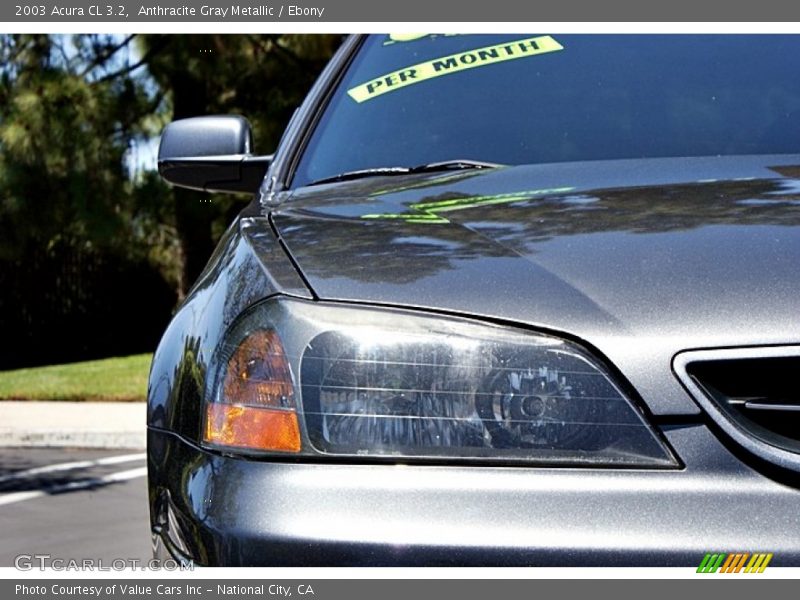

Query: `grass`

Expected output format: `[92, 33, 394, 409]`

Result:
[0, 353, 152, 402]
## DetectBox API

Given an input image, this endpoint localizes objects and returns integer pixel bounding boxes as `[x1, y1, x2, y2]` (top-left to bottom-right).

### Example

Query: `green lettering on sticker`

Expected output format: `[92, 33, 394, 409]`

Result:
[348, 35, 564, 103]
[517, 40, 540, 52]
[398, 69, 417, 81]
[432, 57, 458, 72]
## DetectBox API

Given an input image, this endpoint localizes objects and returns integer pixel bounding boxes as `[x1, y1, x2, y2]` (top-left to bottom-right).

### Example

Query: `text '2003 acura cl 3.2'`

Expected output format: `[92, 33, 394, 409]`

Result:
[148, 34, 800, 566]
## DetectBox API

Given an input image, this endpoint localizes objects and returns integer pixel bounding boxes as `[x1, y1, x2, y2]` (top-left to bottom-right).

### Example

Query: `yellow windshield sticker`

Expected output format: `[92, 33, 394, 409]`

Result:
[348, 35, 563, 103]
[389, 33, 430, 43]
[383, 34, 461, 46]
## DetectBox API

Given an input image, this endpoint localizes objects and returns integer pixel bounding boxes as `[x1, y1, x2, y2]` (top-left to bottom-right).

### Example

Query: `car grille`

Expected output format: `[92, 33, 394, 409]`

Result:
[674, 346, 800, 473]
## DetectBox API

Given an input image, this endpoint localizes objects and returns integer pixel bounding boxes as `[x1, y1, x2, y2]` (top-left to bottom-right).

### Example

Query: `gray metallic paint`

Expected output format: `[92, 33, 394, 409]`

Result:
[146, 218, 310, 438]
[147, 33, 800, 564]
[275, 156, 800, 416]
[148, 424, 800, 566]
[148, 154, 800, 565]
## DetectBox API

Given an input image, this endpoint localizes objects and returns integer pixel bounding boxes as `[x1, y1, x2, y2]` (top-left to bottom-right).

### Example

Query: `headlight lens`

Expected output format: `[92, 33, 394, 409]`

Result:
[203, 299, 676, 467]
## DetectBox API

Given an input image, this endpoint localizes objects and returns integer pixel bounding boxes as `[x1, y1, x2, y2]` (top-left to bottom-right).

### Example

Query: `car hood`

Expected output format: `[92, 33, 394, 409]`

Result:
[271, 155, 800, 414]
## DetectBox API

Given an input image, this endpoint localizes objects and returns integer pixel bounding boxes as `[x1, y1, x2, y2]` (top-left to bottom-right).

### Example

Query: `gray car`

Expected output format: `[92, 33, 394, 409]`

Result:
[148, 34, 800, 566]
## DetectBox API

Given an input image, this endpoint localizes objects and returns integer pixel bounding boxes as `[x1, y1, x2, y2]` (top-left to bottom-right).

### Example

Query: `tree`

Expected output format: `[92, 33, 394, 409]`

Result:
[0, 34, 157, 260]
[0, 34, 341, 367]
[1, 33, 341, 298]
[138, 34, 342, 295]
[0, 34, 174, 368]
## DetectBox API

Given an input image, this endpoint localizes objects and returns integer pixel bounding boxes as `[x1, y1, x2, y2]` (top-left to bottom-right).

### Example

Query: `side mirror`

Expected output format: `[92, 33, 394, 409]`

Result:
[157, 115, 272, 194]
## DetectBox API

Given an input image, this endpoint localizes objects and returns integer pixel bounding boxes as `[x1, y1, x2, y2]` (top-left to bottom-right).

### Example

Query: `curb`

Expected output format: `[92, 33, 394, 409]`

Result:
[0, 430, 145, 450]
[0, 400, 146, 450]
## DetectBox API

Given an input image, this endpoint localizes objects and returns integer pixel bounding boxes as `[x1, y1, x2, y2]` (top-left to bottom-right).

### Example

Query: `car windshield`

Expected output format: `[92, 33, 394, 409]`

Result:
[291, 34, 800, 188]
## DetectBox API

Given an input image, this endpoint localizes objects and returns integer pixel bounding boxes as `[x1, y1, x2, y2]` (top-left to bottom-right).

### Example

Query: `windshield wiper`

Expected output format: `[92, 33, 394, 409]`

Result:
[306, 159, 502, 186]
[416, 159, 502, 172]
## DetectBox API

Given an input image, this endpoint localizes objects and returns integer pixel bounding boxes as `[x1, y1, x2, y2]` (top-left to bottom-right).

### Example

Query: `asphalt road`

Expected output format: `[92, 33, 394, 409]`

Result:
[0, 448, 151, 568]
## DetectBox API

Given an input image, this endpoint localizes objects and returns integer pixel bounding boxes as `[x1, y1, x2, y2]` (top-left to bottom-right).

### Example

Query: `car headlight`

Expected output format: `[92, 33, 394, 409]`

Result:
[202, 298, 676, 467]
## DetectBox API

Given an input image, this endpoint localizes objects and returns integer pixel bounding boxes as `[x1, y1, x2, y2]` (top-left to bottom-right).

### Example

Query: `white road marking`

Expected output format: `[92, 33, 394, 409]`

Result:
[0, 466, 147, 507]
[0, 452, 145, 484]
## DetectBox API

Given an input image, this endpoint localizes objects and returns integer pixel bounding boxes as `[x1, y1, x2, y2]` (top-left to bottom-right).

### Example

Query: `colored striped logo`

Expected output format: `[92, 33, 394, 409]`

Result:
[697, 552, 773, 573]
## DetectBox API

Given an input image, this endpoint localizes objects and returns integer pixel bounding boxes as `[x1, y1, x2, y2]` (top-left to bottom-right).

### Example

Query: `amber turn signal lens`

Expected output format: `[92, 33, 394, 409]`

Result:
[204, 328, 301, 452]
[204, 403, 301, 453]
[223, 329, 294, 408]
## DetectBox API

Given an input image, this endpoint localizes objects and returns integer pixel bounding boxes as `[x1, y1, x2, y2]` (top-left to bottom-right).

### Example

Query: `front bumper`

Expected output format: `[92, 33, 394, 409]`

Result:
[148, 425, 800, 566]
